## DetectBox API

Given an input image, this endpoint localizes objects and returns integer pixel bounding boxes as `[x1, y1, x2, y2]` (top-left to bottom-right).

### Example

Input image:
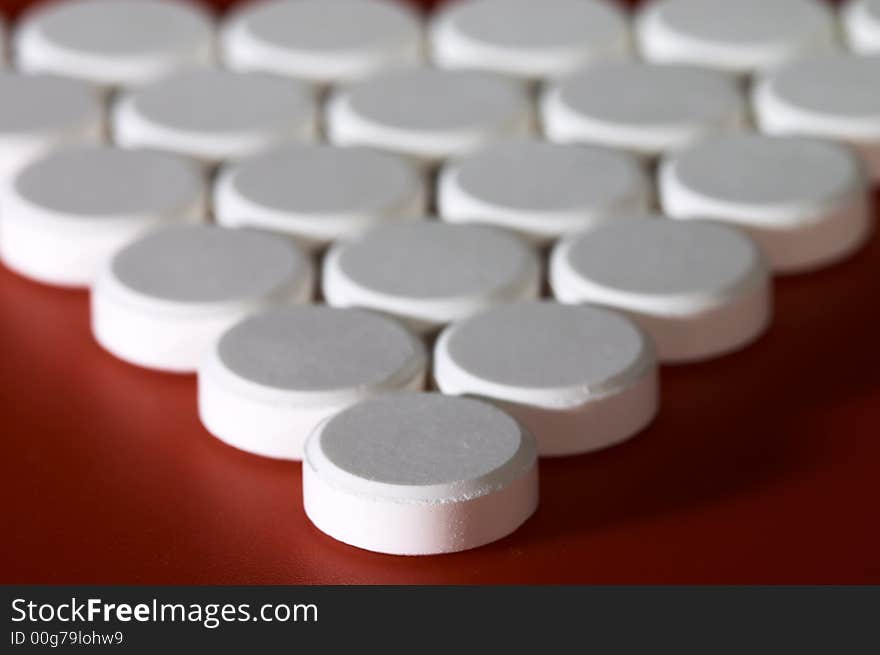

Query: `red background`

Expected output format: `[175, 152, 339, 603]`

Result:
[2, 0, 878, 584]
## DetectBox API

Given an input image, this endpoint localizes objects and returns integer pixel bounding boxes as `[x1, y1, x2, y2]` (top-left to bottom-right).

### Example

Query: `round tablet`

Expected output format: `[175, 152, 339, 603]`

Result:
[92, 225, 313, 372]
[15, 0, 215, 88]
[430, 0, 632, 80]
[326, 68, 533, 165]
[0, 73, 103, 181]
[303, 392, 539, 555]
[435, 301, 658, 457]
[843, 0, 880, 54]
[199, 306, 426, 460]
[322, 222, 541, 334]
[541, 62, 747, 159]
[112, 70, 317, 166]
[221, 0, 423, 84]
[214, 144, 426, 251]
[0, 146, 205, 288]
[636, 0, 837, 75]
[753, 54, 880, 181]
[659, 134, 872, 273]
[438, 140, 652, 245]
[550, 218, 772, 363]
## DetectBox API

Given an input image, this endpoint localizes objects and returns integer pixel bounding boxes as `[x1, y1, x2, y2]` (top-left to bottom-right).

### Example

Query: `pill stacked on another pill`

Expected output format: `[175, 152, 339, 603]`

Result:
[0, 0, 876, 556]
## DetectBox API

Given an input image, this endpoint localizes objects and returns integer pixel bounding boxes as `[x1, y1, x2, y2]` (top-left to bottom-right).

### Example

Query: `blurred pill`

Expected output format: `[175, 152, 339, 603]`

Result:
[92, 225, 313, 372]
[15, 0, 215, 89]
[0, 145, 205, 287]
[550, 217, 772, 363]
[214, 144, 426, 251]
[222, 0, 423, 84]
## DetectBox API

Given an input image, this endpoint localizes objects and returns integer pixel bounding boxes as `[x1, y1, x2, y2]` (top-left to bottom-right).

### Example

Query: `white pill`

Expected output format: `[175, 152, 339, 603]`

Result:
[659, 134, 872, 274]
[843, 0, 880, 53]
[636, 0, 837, 75]
[15, 0, 215, 89]
[550, 218, 772, 363]
[542, 62, 747, 159]
[303, 392, 538, 555]
[113, 70, 317, 166]
[199, 306, 426, 461]
[438, 140, 652, 245]
[221, 0, 423, 84]
[214, 144, 426, 251]
[326, 68, 533, 165]
[435, 301, 658, 457]
[430, 0, 631, 80]
[323, 222, 540, 334]
[92, 225, 313, 372]
[0, 146, 204, 288]
[753, 54, 880, 181]
[0, 73, 103, 182]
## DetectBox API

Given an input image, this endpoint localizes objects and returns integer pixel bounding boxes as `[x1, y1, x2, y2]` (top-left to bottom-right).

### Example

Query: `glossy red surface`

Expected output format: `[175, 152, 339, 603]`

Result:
[2, 0, 878, 584]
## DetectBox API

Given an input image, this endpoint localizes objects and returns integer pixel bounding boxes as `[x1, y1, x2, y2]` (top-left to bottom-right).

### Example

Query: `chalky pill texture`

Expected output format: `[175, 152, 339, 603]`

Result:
[434, 301, 659, 456]
[323, 222, 540, 332]
[110, 226, 306, 305]
[199, 306, 426, 460]
[0, 146, 204, 287]
[431, 0, 631, 79]
[303, 392, 538, 554]
[753, 54, 880, 180]
[113, 70, 317, 165]
[327, 68, 533, 164]
[559, 220, 757, 301]
[92, 225, 312, 372]
[542, 62, 746, 158]
[321, 395, 524, 487]
[660, 134, 871, 272]
[216, 306, 424, 394]
[0, 73, 103, 180]
[551, 218, 771, 363]
[439, 140, 651, 244]
[439, 302, 648, 401]
[15, 0, 215, 87]
[13, 148, 200, 219]
[222, 0, 423, 83]
[214, 144, 426, 250]
[637, 0, 837, 74]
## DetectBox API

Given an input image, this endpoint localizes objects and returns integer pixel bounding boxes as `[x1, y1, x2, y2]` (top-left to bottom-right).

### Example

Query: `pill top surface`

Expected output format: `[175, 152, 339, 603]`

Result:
[449, 140, 647, 213]
[666, 134, 865, 210]
[315, 393, 532, 489]
[641, 0, 833, 48]
[762, 54, 880, 118]
[232, 0, 417, 51]
[555, 62, 741, 126]
[16, 0, 213, 83]
[331, 222, 536, 299]
[24, 0, 209, 53]
[224, 0, 422, 80]
[440, 301, 650, 399]
[338, 68, 527, 133]
[13, 146, 201, 219]
[217, 306, 424, 392]
[122, 70, 314, 134]
[110, 225, 307, 305]
[222, 145, 420, 218]
[432, 0, 629, 74]
[559, 219, 762, 299]
[0, 73, 100, 135]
